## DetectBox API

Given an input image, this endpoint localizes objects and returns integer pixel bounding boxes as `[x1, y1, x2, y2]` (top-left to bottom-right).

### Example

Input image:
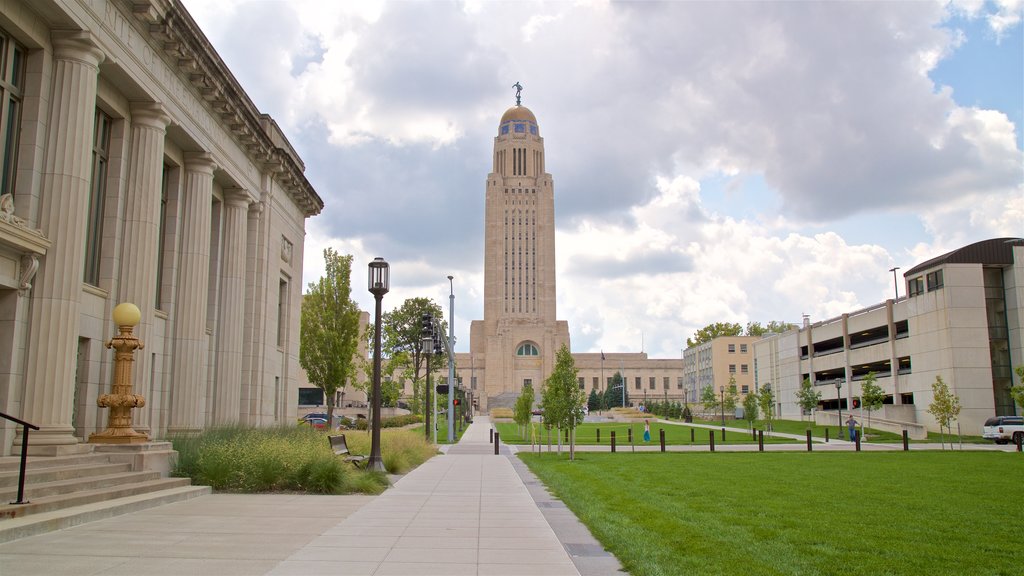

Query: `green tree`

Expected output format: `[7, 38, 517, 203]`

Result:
[701, 385, 718, 418]
[927, 375, 962, 450]
[603, 372, 627, 408]
[745, 320, 798, 336]
[587, 388, 601, 413]
[742, 391, 759, 430]
[299, 249, 361, 430]
[686, 322, 743, 348]
[378, 297, 446, 436]
[796, 377, 821, 422]
[758, 384, 776, 432]
[540, 344, 586, 458]
[859, 372, 885, 440]
[724, 376, 739, 416]
[514, 382, 536, 439]
[1011, 366, 1024, 410]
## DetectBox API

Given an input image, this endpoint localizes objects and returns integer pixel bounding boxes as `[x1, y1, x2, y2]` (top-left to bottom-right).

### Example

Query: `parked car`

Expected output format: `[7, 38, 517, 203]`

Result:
[303, 417, 330, 430]
[982, 416, 1024, 445]
[300, 412, 327, 423]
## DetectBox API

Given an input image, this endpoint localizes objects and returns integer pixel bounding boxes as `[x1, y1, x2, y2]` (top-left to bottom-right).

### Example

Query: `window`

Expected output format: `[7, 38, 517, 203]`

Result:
[514, 123, 525, 133]
[729, 364, 736, 373]
[741, 364, 749, 374]
[741, 385, 749, 394]
[524, 378, 532, 388]
[0, 30, 25, 197]
[578, 377, 585, 390]
[634, 376, 641, 390]
[592, 377, 598, 388]
[516, 343, 539, 356]
[926, 269, 944, 292]
[907, 277, 924, 297]
[155, 164, 173, 309]
[740, 344, 747, 353]
[677, 377, 683, 389]
[663, 377, 670, 390]
[728, 344, 736, 353]
[277, 278, 288, 346]
[85, 110, 113, 286]
[649, 377, 656, 390]
[501, 124, 509, 134]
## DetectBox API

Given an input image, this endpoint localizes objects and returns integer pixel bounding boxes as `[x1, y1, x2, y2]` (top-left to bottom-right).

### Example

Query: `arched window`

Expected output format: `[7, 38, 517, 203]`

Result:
[516, 343, 539, 356]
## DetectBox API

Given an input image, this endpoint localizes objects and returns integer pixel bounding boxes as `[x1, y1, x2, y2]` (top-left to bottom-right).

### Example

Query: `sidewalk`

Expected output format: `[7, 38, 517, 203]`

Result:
[0, 417, 622, 576]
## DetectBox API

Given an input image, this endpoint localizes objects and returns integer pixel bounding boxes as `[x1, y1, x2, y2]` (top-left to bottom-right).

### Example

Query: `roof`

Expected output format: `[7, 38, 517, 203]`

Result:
[500, 105, 538, 125]
[904, 237, 1023, 276]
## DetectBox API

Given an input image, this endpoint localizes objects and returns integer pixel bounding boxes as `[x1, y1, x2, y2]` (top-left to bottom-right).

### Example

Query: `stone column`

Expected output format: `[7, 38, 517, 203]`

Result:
[240, 200, 264, 424]
[167, 152, 215, 434]
[213, 190, 250, 424]
[117, 102, 170, 434]
[21, 33, 105, 451]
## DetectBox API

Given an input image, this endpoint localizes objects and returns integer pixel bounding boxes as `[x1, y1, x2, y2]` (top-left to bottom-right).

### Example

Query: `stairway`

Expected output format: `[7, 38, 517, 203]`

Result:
[0, 443, 210, 543]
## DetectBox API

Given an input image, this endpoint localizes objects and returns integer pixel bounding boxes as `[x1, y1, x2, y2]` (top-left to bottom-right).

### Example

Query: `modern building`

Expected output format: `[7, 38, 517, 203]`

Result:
[683, 335, 759, 408]
[451, 99, 684, 411]
[752, 238, 1024, 434]
[0, 0, 322, 456]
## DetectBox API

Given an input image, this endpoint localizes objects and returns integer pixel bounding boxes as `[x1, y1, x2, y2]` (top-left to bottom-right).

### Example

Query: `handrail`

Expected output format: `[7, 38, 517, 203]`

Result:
[1, 411, 40, 505]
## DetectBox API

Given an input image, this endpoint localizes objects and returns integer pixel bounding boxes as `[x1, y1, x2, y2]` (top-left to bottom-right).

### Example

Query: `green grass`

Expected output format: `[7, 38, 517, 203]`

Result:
[520, 451, 1024, 576]
[496, 422, 796, 445]
[409, 414, 470, 444]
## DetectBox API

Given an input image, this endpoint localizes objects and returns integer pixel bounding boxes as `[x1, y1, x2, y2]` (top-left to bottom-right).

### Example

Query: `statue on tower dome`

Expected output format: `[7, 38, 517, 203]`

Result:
[513, 81, 523, 106]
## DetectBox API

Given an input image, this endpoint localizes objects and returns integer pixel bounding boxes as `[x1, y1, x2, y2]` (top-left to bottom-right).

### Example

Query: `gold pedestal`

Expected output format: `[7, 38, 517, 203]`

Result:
[90, 303, 149, 445]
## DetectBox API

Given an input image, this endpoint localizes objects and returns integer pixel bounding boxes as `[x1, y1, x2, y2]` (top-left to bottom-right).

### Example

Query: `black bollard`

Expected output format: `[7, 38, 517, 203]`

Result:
[597, 428, 600, 443]
[806, 430, 812, 452]
[690, 428, 695, 443]
[611, 431, 616, 453]
[752, 427, 757, 441]
[855, 431, 861, 452]
[659, 429, 666, 452]
[825, 428, 829, 443]
[490, 428, 493, 443]
[758, 429, 764, 452]
[1017, 433, 1022, 452]
[902, 430, 909, 451]
[721, 427, 726, 442]
[628, 428, 633, 443]
[709, 430, 715, 452]
[494, 431, 500, 455]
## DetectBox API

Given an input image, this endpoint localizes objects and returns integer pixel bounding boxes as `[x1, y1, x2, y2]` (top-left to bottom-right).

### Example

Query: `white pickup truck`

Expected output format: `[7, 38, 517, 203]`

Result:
[982, 416, 1024, 445]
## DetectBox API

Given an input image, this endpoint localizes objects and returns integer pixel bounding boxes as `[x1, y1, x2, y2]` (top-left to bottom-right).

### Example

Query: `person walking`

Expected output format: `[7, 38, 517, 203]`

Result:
[643, 419, 651, 442]
[846, 414, 858, 441]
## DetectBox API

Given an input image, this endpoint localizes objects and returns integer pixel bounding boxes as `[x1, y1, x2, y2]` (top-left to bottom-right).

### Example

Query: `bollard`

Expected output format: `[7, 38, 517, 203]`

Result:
[721, 427, 726, 442]
[806, 430, 812, 452]
[660, 429, 666, 452]
[494, 432, 500, 455]
[628, 428, 633, 443]
[758, 429, 764, 452]
[825, 428, 829, 443]
[490, 428, 493, 443]
[597, 428, 601, 443]
[611, 431, 616, 453]
[709, 430, 715, 452]
[855, 431, 861, 452]
[752, 427, 757, 441]
[902, 430, 909, 451]
[690, 428, 695, 443]
[1017, 433, 1022, 452]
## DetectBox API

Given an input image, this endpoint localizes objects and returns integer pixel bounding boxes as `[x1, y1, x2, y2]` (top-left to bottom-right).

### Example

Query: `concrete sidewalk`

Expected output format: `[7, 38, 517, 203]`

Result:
[0, 417, 622, 576]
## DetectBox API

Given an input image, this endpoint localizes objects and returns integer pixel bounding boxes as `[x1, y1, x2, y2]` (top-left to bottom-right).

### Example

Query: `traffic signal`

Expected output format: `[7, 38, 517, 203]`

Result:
[421, 313, 433, 338]
[453, 398, 461, 406]
[436, 385, 449, 395]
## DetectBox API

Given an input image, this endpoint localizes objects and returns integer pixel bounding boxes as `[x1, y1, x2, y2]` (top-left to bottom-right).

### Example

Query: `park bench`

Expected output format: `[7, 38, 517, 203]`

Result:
[328, 434, 368, 467]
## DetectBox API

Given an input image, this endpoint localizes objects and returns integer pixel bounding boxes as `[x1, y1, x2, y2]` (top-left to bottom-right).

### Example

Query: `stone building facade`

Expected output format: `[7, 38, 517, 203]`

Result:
[0, 0, 322, 456]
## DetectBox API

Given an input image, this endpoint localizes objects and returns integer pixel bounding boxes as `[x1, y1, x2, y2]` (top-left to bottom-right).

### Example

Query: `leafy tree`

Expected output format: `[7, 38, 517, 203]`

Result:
[859, 372, 885, 440]
[514, 382, 536, 438]
[299, 249, 361, 430]
[746, 320, 798, 337]
[742, 391, 759, 430]
[795, 377, 821, 422]
[758, 384, 776, 431]
[724, 377, 739, 416]
[1011, 366, 1024, 410]
[686, 322, 743, 348]
[701, 385, 718, 418]
[540, 344, 586, 458]
[927, 375, 962, 450]
[587, 388, 601, 413]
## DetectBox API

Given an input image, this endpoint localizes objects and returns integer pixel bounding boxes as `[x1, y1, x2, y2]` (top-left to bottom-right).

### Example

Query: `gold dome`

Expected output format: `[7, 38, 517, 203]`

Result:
[499, 105, 537, 125]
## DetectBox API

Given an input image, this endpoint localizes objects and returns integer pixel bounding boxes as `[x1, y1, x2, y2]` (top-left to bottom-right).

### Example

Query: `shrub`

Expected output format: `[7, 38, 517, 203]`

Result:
[490, 408, 514, 419]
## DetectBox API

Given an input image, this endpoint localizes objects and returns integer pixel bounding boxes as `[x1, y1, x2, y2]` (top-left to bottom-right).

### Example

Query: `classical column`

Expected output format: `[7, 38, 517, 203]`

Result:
[117, 102, 170, 434]
[21, 33, 105, 451]
[240, 200, 264, 424]
[167, 152, 215, 434]
[213, 190, 250, 424]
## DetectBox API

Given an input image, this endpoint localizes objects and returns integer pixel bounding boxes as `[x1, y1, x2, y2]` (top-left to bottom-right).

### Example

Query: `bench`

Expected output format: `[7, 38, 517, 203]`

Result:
[328, 434, 368, 467]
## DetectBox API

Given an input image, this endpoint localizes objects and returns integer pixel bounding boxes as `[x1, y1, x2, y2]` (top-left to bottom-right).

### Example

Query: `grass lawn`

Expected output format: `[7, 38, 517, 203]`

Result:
[496, 422, 796, 446]
[520, 451, 1024, 576]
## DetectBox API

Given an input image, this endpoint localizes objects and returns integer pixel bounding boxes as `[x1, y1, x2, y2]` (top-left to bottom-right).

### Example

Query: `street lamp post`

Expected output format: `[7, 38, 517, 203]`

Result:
[719, 385, 725, 426]
[835, 379, 844, 439]
[447, 276, 456, 443]
[889, 267, 900, 301]
[421, 314, 433, 443]
[367, 257, 390, 473]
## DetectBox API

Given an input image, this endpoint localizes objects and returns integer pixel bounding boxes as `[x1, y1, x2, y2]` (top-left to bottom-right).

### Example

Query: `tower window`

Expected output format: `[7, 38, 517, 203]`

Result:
[515, 123, 525, 133]
[516, 343, 539, 356]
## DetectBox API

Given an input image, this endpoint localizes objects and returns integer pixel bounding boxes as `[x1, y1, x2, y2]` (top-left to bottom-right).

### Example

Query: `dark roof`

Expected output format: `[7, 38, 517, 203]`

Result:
[905, 237, 1023, 277]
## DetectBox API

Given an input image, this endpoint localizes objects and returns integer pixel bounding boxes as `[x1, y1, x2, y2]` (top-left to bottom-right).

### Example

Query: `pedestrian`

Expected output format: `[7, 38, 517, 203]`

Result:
[846, 414, 858, 441]
[643, 419, 651, 442]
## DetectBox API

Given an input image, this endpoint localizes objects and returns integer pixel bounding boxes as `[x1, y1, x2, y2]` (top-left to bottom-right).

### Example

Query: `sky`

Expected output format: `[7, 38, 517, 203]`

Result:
[181, 0, 1023, 359]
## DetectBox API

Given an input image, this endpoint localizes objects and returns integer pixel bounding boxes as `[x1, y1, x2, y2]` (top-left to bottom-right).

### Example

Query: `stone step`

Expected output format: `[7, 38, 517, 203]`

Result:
[0, 461, 134, 488]
[0, 484, 211, 544]
[0, 476, 192, 520]
[0, 452, 113, 472]
[0, 470, 162, 501]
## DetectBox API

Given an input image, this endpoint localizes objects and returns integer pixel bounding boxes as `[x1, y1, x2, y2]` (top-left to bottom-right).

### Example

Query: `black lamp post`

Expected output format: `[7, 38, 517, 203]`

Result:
[421, 313, 433, 443]
[835, 379, 844, 439]
[367, 257, 389, 472]
[719, 385, 725, 426]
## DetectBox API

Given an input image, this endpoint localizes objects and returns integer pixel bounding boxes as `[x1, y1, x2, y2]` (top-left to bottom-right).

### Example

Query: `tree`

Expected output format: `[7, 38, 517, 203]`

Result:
[1011, 366, 1024, 410]
[745, 320, 798, 337]
[758, 384, 776, 432]
[299, 249, 361, 430]
[927, 375, 962, 450]
[742, 391, 759, 430]
[603, 372, 627, 408]
[859, 372, 885, 440]
[379, 297, 446, 434]
[686, 322, 743, 348]
[587, 388, 601, 413]
[700, 385, 718, 418]
[724, 377, 739, 416]
[796, 378, 821, 422]
[514, 382, 535, 439]
[540, 344, 585, 458]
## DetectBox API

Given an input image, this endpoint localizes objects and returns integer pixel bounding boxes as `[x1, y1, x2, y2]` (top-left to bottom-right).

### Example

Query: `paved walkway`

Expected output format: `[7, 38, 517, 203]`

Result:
[0, 417, 622, 576]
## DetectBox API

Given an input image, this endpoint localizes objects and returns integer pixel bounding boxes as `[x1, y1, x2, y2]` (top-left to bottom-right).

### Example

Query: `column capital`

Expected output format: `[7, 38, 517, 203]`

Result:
[183, 151, 217, 176]
[129, 101, 171, 131]
[51, 30, 105, 68]
[224, 188, 252, 207]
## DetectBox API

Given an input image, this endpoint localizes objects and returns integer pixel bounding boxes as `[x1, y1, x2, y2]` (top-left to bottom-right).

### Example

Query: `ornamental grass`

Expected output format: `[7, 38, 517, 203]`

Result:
[170, 424, 436, 494]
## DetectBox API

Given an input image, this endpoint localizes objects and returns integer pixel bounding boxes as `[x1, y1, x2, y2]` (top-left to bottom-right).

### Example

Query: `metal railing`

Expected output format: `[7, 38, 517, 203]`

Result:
[1, 411, 40, 505]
